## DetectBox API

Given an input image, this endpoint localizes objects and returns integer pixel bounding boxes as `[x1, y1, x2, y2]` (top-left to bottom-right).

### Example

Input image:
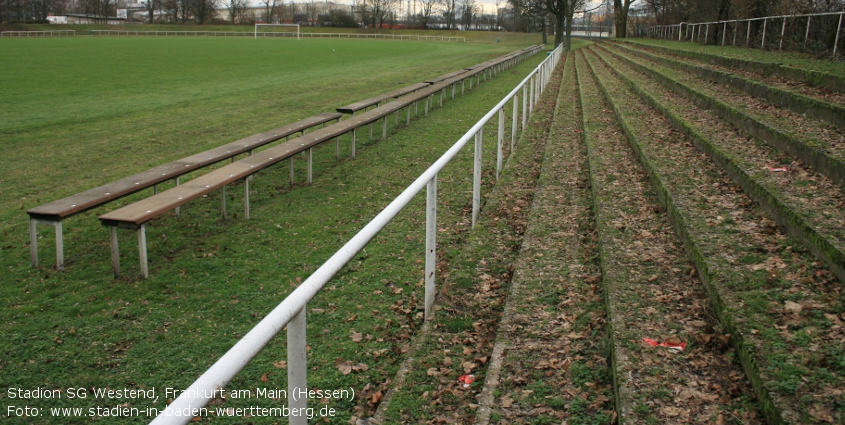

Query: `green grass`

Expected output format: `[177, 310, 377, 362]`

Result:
[0, 36, 545, 424]
[626, 38, 845, 77]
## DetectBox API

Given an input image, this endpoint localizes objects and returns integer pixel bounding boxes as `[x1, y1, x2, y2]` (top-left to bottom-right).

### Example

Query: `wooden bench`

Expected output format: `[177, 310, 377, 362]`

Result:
[98, 79, 462, 278]
[26, 112, 341, 270]
[96, 46, 543, 278]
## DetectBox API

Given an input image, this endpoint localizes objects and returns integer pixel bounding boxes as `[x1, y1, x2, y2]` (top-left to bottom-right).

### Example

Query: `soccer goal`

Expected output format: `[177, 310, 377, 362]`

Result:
[254, 23, 300, 40]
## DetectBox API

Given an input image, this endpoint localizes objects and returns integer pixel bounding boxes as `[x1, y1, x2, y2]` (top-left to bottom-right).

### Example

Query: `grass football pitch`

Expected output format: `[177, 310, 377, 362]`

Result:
[0, 35, 544, 424]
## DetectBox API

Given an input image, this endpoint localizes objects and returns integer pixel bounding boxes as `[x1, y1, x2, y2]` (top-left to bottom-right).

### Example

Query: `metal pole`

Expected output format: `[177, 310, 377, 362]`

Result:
[723, 22, 727, 45]
[511, 94, 518, 151]
[762, 18, 767, 49]
[522, 85, 527, 131]
[472, 130, 482, 228]
[835, 13, 843, 55]
[805, 16, 811, 46]
[747, 20, 752, 46]
[780, 17, 786, 50]
[424, 176, 437, 320]
[244, 177, 251, 219]
[497, 109, 504, 180]
[287, 307, 307, 425]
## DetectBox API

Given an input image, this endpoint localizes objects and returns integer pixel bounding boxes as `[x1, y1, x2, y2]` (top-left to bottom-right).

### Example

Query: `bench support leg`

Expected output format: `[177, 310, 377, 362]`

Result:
[109, 226, 120, 278]
[245, 177, 250, 219]
[382, 117, 387, 139]
[175, 177, 181, 216]
[462, 80, 465, 94]
[394, 110, 398, 126]
[452, 83, 456, 100]
[425, 98, 429, 116]
[290, 157, 295, 185]
[440, 89, 444, 107]
[221, 186, 227, 219]
[407, 106, 411, 124]
[30, 219, 38, 267]
[138, 225, 148, 279]
[352, 129, 356, 159]
[307, 148, 313, 185]
[55, 221, 64, 271]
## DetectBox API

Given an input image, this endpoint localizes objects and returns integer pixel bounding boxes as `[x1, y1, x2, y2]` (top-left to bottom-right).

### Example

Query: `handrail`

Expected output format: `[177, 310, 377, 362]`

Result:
[148, 43, 560, 425]
[648, 10, 845, 54]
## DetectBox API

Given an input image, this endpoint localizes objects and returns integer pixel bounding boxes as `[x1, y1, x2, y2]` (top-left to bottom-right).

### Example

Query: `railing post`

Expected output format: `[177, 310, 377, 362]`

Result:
[287, 307, 307, 425]
[779, 17, 787, 51]
[762, 18, 768, 49]
[747, 20, 752, 46]
[511, 94, 518, 151]
[425, 176, 437, 320]
[805, 16, 811, 46]
[472, 130, 482, 228]
[835, 13, 843, 55]
[522, 85, 528, 131]
[497, 109, 504, 180]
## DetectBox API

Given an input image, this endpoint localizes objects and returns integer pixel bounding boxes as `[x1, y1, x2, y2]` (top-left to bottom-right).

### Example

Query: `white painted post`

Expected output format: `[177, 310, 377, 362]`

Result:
[497, 108, 504, 181]
[30, 219, 38, 267]
[511, 94, 518, 151]
[747, 20, 752, 46]
[138, 224, 148, 279]
[805, 16, 811, 46]
[287, 307, 307, 425]
[424, 175, 437, 320]
[244, 177, 251, 219]
[734, 20, 739, 45]
[352, 129, 357, 159]
[55, 221, 64, 271]
[762, 18, 767, 49]
[307, 148, 313, 185]
[529, 76, 535, 114]
[383, 117, 387, 139]
[110, 226, 120, 278]
[835, 14, 843, 55]
[780, 18, 786, 50]
[723, 22, 727, 45]
[472, 130, 482, 228]
[522, 85, 527, 131]
[407, 105, 411, 124]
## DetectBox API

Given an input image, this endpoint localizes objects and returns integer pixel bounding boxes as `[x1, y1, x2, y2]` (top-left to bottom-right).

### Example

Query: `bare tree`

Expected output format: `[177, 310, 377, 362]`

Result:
[226, 0, 247, 23]
[358, 0, 396, 27]
[443, 0, 456, 28]
[418, 0, 439, 28]
[259, 0, 281, 22]
[191, 0, 217, 24]
[613, 0, 636, 37]
[458, 0, 475, 29]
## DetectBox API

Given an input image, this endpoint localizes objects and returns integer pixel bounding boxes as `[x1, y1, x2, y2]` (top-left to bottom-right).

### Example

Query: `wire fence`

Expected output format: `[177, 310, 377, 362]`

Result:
[648, 11, 845, 56]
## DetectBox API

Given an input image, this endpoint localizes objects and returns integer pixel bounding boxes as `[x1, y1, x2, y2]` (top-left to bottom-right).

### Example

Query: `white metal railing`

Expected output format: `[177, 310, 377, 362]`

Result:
[87, 30, 465, 42]
[648, 10, 845, 54]
[148, 43, 559, 425]
[0, 30, 76, 37]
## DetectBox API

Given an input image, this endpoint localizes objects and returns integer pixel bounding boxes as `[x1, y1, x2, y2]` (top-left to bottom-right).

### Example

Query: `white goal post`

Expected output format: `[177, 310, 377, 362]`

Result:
[254, 23, 300, 40]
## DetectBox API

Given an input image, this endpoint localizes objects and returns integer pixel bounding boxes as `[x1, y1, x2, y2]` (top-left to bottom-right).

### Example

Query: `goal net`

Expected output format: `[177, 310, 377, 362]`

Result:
[254, 24, 300, 40]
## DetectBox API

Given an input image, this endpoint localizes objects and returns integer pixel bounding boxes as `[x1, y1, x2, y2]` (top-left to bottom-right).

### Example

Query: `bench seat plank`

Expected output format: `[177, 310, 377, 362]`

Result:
[337, 83, 430, 114]
[27, 112, 341, 221]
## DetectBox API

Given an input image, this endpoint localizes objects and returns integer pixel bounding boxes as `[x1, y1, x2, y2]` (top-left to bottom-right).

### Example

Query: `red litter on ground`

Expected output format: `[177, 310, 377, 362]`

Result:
[643, 337, 687, 352]
[768, 167, 788, 172]
[458, 374, 475, 387]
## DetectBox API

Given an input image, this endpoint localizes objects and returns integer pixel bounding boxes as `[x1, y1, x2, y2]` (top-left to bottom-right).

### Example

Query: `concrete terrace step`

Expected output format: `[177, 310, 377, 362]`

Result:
[585, 42, 845, 424]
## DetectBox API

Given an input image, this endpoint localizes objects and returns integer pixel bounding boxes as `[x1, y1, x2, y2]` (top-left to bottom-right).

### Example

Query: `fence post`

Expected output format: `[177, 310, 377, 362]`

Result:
[780, 17, 787, 51]
[512, 94, 518, 151]
[805, 16, 811, 46]
[472, 130, 482, 228]
[762, 18, 768, 49]
[497, 109, 504, 180]
[747, 20, 752, 46]
[287, 307, 307, 425]
[522, 85, 527, 131]
[424, 176, 437, 320]
[835, 13, 843, 55]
